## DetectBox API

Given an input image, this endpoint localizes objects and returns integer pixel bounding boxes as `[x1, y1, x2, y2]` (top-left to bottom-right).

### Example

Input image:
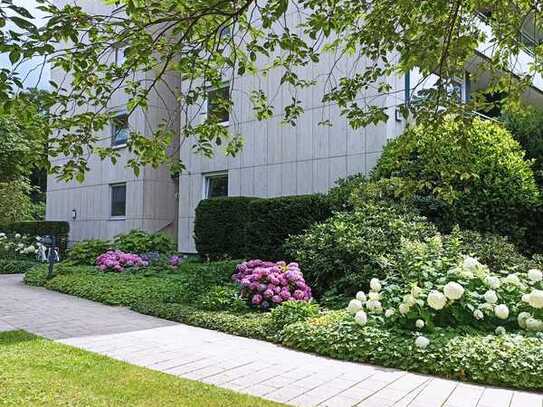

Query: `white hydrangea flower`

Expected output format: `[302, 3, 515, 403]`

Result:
[526, 318, 543, 332]
[411, 285, 422, 298]
[427, 290, 447, 310]
[14, 233, 21, 239]
[415, 319, 425, 329]
[485, 276, 501, 289]
[443, 282, 464, 300]
[463, 256, 480, 271]
[494, 304, 509, 320]
[369, 278, 382, 292]
[346, 299, 363, 314]
[483, 290, 498, 305]
[495, 326, 506, 336]
[527, 289, 543, 309]
[473, 309, 484, 320]
[366, 300, 383, 313]
[355, 291, 367, 303]
[398, 303, 410, 315]
[403, 294, 416, 306]
[368, 291, 380, 301]
[528, 269, 543, 283]
[518, 312, 532, 329]
[522, 294, 531, 303]
[504, 274, 521, 286]
[415, 336, 430, 349]
[354, 310, 368, 326]
[35, 236, 41, 242]
[384, 308, 395, 318]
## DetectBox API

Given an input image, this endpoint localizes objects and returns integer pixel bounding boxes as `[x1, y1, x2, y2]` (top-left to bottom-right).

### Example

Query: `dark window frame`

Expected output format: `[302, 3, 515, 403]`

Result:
[206, 84, 231, 125]
[110, 183, 127, 217]
[204, 173, 229, 199]
[111, 114, 129, 147]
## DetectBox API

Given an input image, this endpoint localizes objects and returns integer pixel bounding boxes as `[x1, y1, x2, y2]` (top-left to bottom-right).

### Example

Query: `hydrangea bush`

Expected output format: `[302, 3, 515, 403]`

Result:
[345, 234, 543, 348]
[0, 232, 43, 260]
[233, 260, 312, 310]
[96, 250, 145, 272]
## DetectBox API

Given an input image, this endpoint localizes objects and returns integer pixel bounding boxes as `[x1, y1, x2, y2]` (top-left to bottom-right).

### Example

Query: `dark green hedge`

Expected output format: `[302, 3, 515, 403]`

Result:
[0, 221, 70, 253]
[194, 194, 332, 260]
[0, 259, 39, 274]
[194, 197, 256, 260]
[244, 195, 333, 260]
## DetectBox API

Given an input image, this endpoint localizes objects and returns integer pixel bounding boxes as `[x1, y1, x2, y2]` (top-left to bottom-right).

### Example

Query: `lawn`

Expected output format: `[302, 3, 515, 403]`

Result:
[0, 330, 284, 407]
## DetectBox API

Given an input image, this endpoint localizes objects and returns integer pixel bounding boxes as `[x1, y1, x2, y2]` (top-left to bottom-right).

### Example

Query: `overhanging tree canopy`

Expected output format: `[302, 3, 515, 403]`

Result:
[2, 0, 543, 180]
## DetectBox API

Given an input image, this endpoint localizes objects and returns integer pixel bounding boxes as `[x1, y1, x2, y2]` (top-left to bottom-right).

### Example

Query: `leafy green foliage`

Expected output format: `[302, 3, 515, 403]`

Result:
[194, 197, 256, 260]
[113, 230, 176, 255]
[0, 180, 34, 224]
[4, 1, 541, 180]
[194, 195, 332, 261]
[269, 301, 320, 335]
[372, 117, 540, 241]
[66, 240, 113, 265]
[0, 221, 69, 253]
[284, 203, 436, 297]
[0, 259, 38, 274]
[281, 311, 543, 391]
[503, 106, 543, 187]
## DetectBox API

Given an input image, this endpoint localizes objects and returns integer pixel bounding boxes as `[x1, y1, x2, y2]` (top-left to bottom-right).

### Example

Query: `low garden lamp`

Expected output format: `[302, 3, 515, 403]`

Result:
[41, 235, 59, 279]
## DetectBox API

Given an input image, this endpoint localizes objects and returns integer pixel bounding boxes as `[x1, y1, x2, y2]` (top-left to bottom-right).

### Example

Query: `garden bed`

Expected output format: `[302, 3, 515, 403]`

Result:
[24, 263, 543, 392]
[0, 259, 40, 274]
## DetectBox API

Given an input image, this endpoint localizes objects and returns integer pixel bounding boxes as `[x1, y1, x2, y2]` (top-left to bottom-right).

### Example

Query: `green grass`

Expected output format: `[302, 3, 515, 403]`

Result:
[0, 330, 284, 407]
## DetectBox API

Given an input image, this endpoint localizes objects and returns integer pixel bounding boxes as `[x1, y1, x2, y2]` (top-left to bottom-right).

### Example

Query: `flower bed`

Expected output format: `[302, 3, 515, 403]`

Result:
[23, 261, 543, 391]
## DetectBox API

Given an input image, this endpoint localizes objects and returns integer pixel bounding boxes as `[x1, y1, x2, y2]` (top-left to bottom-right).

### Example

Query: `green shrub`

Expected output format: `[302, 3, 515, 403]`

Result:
[372, 117, 540, 240]
[284, 203, 436, 297]
[269, 301, 320, 334]
[0, 259, 39, 274]
[503, 106, 543, 186]
[326, 174, 367, 212]
[244, 194, 332, 260]
[455, 229, 534, 272]
[194, 195, 332, 260]
[194, 197, 257, 260]
[282, 311, 543, 391]
[0, 221, 69, 253]
[113, 230, 176, 254]
[66, 240, 112, 265]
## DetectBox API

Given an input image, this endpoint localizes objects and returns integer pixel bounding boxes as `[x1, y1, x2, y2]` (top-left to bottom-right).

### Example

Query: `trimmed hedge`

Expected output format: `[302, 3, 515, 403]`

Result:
[194, 194, 332, 260]
[0, 259, 39, 274]
[24, 264, 543, 391]
[244, 195, 333, 260]
[0, 221, 70, 253]
[194, 197, 256, 260]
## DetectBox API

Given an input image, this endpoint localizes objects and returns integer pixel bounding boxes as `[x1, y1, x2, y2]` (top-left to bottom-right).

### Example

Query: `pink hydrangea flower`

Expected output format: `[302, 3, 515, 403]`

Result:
[232, 259, 312, 310]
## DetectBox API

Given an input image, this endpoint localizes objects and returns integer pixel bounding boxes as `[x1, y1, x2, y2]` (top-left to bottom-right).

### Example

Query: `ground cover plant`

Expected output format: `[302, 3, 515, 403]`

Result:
[0, 330, 285, 407]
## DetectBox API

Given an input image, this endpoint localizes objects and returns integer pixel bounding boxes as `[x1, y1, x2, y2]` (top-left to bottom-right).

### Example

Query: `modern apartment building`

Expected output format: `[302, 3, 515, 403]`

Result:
[46, 1, 543, 253]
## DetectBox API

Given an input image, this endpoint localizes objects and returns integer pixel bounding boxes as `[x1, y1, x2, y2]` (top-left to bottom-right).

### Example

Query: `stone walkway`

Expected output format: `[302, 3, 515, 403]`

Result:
[0, 274, 541, 407]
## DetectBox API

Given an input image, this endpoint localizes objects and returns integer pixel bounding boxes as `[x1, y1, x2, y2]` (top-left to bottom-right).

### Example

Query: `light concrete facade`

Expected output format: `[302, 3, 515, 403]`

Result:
[46, 2, 543, 252]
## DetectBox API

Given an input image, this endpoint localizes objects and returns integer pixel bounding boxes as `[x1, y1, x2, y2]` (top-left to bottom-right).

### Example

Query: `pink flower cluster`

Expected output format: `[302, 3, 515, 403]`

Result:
[96, 250, 145, 272]
[233, 259, 312, 310]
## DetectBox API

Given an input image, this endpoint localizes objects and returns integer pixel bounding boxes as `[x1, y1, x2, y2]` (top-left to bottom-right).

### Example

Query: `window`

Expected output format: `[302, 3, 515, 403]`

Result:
[112, 43, 126, 65]
[110, 183, 127, 217]
[111, 114, 129, 146]
[204, 174, 228, 198]
[206, 84, 230, 125]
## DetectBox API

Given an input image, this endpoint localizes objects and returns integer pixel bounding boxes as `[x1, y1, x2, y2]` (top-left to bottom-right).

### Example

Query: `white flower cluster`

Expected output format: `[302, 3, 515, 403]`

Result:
[0, 232, 43, 258]
[347, 254, 543, 344]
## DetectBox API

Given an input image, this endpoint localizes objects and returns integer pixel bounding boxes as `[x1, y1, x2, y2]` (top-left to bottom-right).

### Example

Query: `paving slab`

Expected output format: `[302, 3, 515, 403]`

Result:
[1, 274, 541, 407]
